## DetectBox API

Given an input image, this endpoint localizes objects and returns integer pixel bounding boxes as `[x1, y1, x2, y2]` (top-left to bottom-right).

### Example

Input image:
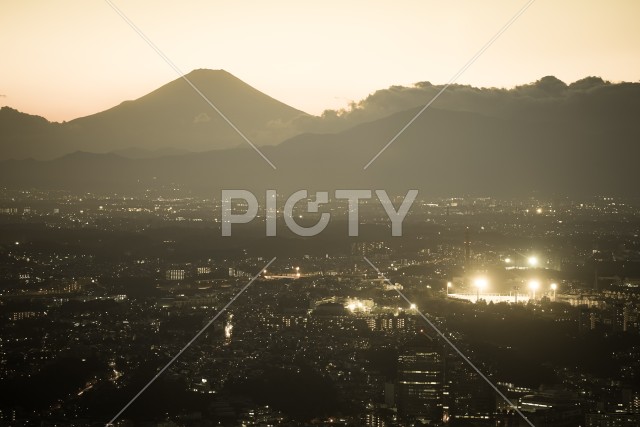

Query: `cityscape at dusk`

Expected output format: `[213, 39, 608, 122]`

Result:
[1, 190, 640, 426]
[2, 1, 640, 426]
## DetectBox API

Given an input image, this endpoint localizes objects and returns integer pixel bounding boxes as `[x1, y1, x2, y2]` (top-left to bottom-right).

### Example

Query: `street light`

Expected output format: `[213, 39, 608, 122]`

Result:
[550, 283, 557, 301]
[446, 281, 452, 297]
[528, 256, 538, 268]
[473, 277, 488, 303]
[528, 280, 540, 301]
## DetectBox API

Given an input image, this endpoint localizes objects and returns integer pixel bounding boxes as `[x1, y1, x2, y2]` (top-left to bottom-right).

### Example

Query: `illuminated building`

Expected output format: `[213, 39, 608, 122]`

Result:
[282, 315, 307, 328]
[9, 311, 47, 321]
[445, 353, 494, 423]
[366, 314, 413, 331]
[396, 338, 444, 423]
[197, 266, 211, 275]
[165, 269, 185, 280]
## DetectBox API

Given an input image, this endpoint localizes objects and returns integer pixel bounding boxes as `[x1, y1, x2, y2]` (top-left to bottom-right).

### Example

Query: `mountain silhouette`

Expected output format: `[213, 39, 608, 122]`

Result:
[0, 69, 308, 160]
[1, 72, 639, 196]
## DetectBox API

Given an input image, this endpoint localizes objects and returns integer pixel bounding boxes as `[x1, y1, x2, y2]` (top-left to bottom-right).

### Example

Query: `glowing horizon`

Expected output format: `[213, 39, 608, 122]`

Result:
[2, 0, 639, 122]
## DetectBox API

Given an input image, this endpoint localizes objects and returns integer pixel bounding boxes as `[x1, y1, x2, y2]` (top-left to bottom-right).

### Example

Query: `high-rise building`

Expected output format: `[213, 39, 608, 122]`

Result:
[445, 353, 495, 423]
[396, 338, 444, 423]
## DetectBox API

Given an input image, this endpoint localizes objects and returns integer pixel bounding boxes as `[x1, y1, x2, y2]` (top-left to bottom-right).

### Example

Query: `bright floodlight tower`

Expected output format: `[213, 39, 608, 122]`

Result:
[473, 277, 488, 303]
[528, 280, 540, 301]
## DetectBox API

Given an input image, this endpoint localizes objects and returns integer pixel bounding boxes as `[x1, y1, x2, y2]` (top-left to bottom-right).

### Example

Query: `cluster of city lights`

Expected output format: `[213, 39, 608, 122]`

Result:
[347, 301, 365, 312]
[346, 298, 374, 313]
[261, 266, 301, 279]
[447, 275, 559, 303]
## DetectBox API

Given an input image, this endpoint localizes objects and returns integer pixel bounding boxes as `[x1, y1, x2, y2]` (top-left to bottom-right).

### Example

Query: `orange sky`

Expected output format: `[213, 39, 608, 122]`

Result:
[2, 0, 639, 122]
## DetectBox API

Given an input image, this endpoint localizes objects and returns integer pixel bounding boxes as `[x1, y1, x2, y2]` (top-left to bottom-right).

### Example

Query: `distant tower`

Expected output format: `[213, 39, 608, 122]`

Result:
[464, 227, 471, 268]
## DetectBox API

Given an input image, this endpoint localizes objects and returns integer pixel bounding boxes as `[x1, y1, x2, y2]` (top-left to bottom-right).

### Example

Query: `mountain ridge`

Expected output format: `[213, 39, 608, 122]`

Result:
[0, 69, 309, 160]
[2, 101, 639, 196]
[2, 71, 640, 196]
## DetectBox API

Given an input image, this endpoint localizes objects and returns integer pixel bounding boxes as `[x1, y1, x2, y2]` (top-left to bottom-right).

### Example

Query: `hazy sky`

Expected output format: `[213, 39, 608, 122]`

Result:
[2, 0, 639, 122]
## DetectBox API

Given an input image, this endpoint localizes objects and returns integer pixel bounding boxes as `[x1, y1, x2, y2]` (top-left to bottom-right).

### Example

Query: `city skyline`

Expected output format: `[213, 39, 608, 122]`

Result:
[2, 2, 640, 426]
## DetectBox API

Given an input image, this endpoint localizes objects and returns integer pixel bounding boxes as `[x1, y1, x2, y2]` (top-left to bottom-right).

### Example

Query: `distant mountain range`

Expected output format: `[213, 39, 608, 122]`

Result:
[1, 71, 639, 196]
